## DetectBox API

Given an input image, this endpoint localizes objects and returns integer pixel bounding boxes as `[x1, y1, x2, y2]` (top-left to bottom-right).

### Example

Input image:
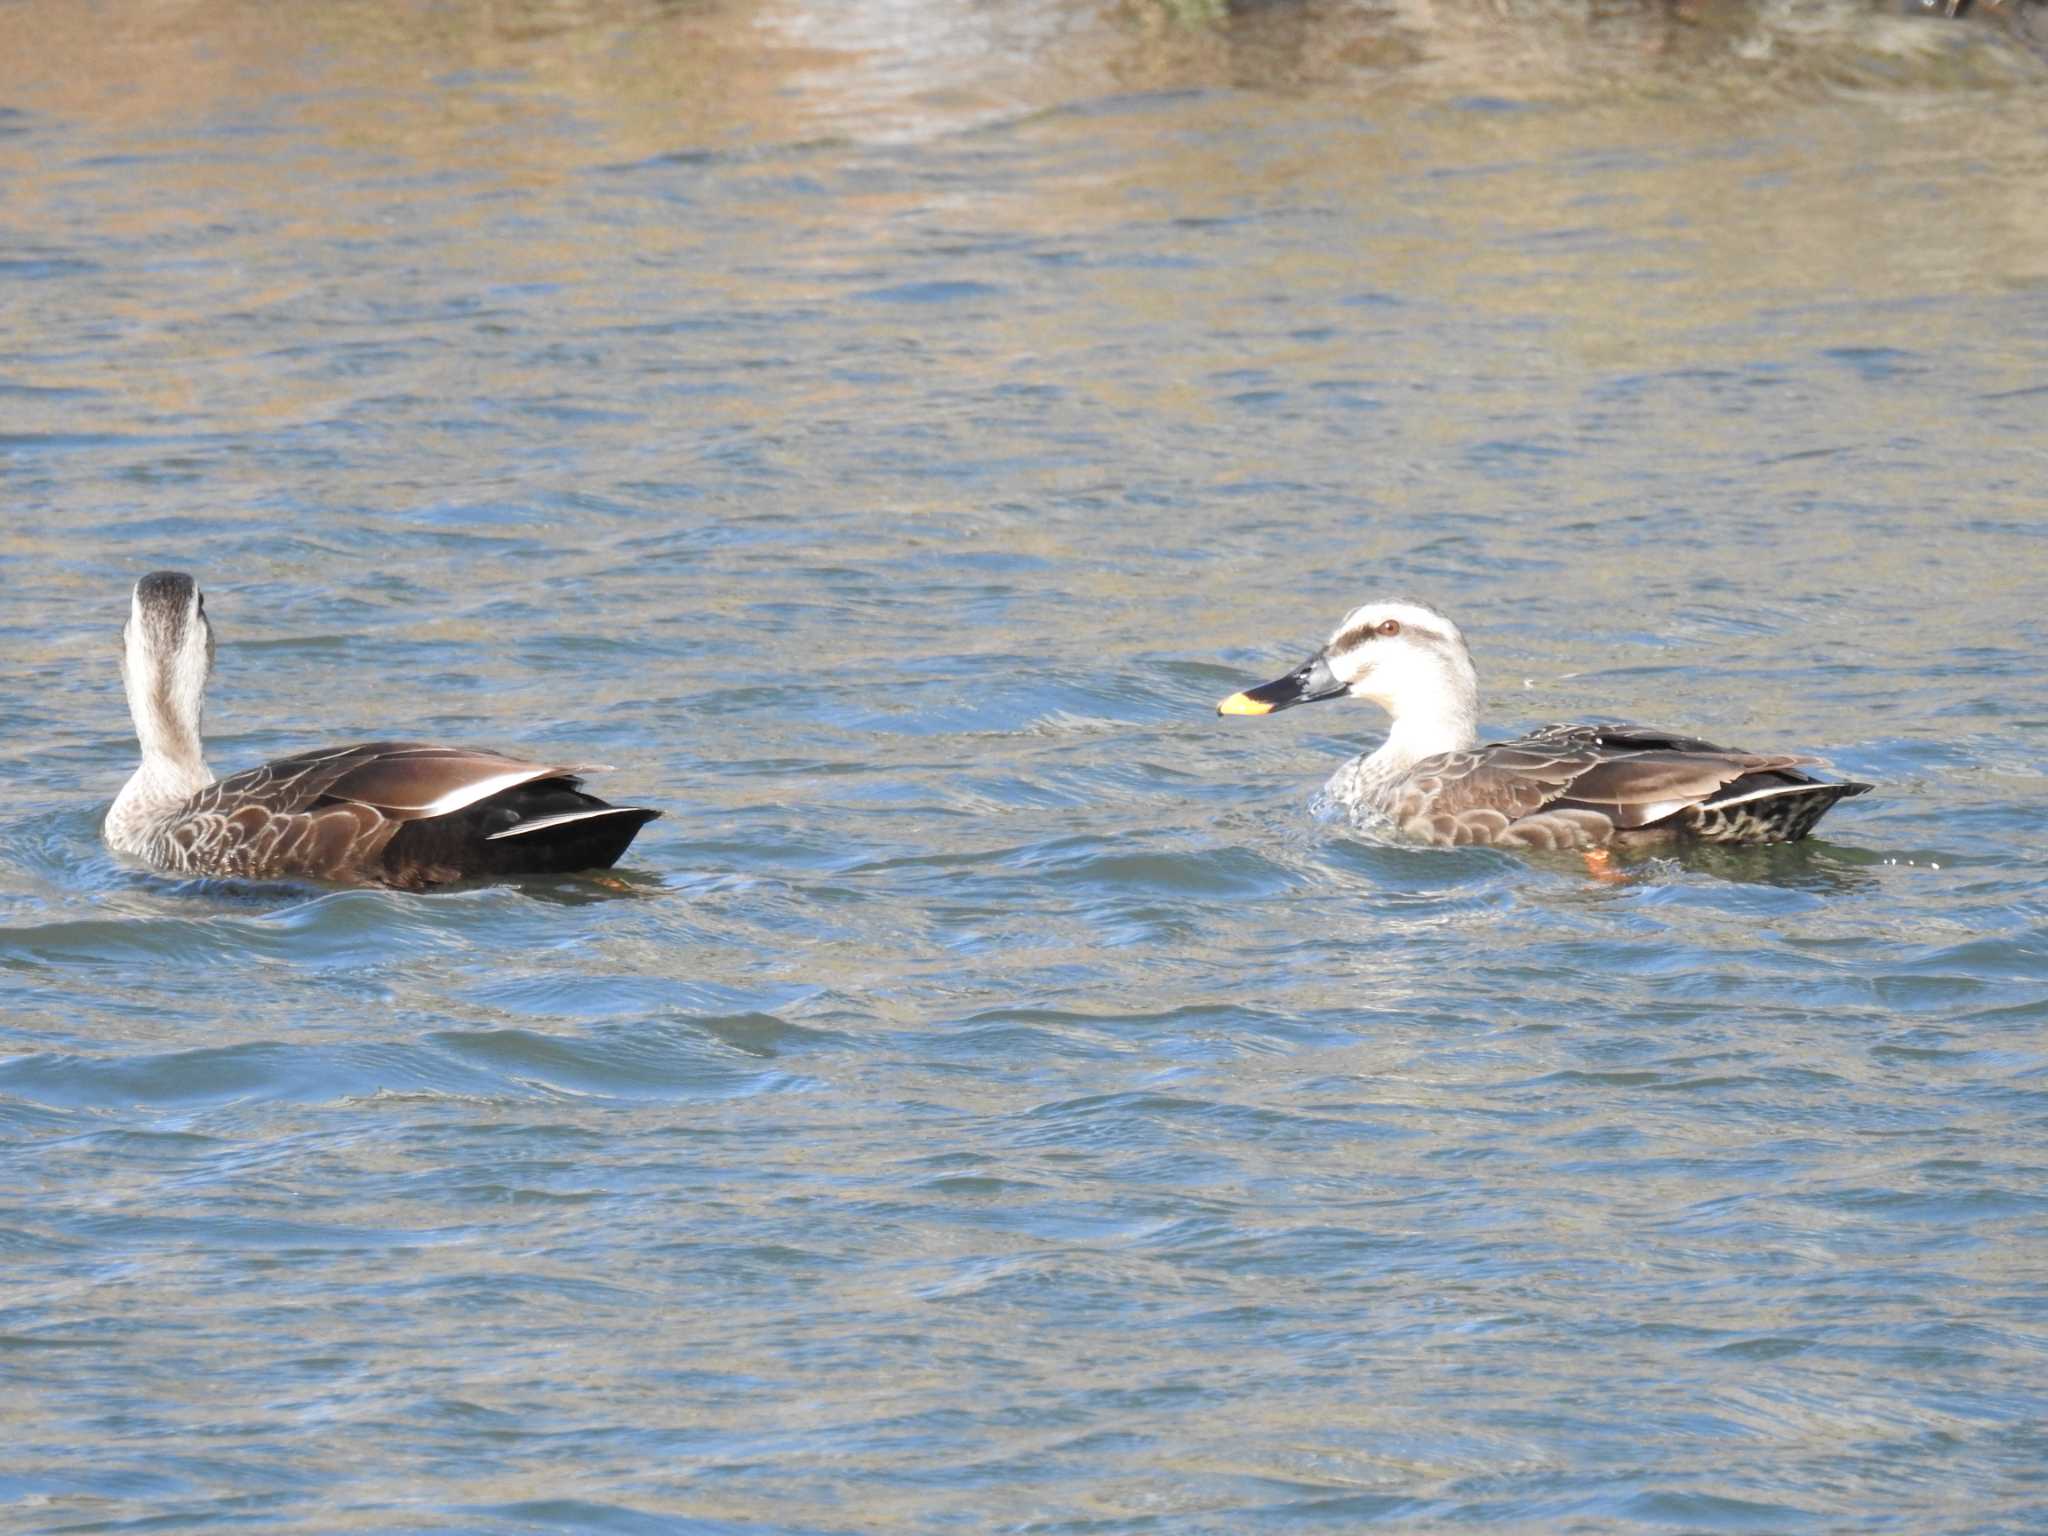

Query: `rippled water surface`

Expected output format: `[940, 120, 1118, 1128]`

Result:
[4, 2, 2047, 1530]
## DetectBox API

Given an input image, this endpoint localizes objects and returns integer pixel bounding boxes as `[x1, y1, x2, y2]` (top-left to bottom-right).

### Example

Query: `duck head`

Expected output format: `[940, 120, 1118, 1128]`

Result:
[1217, 598, 1479, 735]
[122, 570, 215, 764]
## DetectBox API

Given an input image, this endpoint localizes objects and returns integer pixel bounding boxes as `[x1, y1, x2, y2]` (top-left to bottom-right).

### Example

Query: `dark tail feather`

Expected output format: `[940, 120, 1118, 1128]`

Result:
[380, 795, 661, 885]
[1685, 777, 1872, 846]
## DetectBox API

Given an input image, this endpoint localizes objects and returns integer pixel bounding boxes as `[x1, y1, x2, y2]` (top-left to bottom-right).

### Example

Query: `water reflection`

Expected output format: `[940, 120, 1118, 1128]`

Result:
[6, 0, 2046, 161]
[1589, 838, 1884, 894]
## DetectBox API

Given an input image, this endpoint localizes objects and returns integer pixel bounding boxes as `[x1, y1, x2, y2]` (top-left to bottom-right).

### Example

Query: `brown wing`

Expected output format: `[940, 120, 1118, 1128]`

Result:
[1522, 724, 1822, 828]
[159, 742, 587, 881]
[1390, 737, 1613, 848]
[293, 742, 584, 816]
[1393, 725, 1824, 850]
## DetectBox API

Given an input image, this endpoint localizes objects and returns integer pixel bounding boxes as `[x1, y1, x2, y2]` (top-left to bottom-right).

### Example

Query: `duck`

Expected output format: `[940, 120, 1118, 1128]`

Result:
[1217, 598, 1871, 850]
[104, 571, 660, 887]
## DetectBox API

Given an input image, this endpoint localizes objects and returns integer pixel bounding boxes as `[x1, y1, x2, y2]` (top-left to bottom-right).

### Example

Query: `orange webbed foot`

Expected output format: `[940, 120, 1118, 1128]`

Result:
[1582, 846, 1629, 884]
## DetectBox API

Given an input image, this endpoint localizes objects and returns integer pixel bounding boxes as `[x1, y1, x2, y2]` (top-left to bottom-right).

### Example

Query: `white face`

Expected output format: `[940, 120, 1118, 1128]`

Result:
[1217, 595, 1478, 721]
[1318, 599, 1474, 711]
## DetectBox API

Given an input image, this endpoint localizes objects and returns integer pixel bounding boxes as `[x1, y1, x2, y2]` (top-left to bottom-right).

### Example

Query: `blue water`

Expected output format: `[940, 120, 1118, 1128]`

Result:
[4, 3, 2047, 1531]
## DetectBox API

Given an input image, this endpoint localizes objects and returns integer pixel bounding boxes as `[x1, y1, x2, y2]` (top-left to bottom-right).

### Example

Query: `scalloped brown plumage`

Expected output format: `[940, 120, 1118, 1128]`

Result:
[1373, 723, 1870, 850]
[105, 573, 660, 887]
[1218, 600, 1872, 850]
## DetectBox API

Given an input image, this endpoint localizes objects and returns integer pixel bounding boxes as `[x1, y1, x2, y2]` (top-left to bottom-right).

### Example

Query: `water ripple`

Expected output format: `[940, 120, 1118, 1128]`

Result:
[4, 22, 2047, 1535]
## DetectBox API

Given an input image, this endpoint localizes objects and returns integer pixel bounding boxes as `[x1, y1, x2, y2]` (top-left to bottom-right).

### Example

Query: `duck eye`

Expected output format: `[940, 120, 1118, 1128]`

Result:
[1376, 618, 1401, 637]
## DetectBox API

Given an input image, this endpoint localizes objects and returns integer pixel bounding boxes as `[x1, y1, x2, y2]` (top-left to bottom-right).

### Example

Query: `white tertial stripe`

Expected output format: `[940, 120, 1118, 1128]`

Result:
[380, 767, 551, 818]
[1699, 782, 1815, 810]
[486, 807, 631, 840]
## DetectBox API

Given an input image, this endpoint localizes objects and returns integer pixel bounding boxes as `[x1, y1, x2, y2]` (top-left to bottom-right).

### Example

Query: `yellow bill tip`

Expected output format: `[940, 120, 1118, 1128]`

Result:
[1217, 691, 1273, 717]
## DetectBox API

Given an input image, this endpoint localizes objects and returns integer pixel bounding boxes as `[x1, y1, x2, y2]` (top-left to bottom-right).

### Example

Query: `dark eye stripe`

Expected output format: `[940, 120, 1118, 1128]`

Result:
[1334, 621, 1436, 652]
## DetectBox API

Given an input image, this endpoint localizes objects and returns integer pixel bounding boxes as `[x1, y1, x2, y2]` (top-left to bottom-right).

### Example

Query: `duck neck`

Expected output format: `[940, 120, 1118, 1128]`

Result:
[1361, 658, 1480, 780]
[1367, 709, 1478, 780]
[107, 687, 213, 852]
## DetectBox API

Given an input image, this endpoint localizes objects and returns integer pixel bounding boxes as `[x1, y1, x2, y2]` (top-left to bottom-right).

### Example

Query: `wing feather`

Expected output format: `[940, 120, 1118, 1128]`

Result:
[1388, 725, 1836, 842]
[205, 741, 585, 821]
[159, 742, 607, 880]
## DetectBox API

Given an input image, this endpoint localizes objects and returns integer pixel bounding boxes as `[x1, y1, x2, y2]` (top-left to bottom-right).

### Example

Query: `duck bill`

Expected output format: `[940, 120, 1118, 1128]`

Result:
[1217, 654, 1346, 716]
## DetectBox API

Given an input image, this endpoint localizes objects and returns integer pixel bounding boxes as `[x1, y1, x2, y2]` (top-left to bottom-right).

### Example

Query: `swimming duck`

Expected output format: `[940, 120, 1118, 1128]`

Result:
[105, 571, 660, 886]
[1217, 598, 1870, 849]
